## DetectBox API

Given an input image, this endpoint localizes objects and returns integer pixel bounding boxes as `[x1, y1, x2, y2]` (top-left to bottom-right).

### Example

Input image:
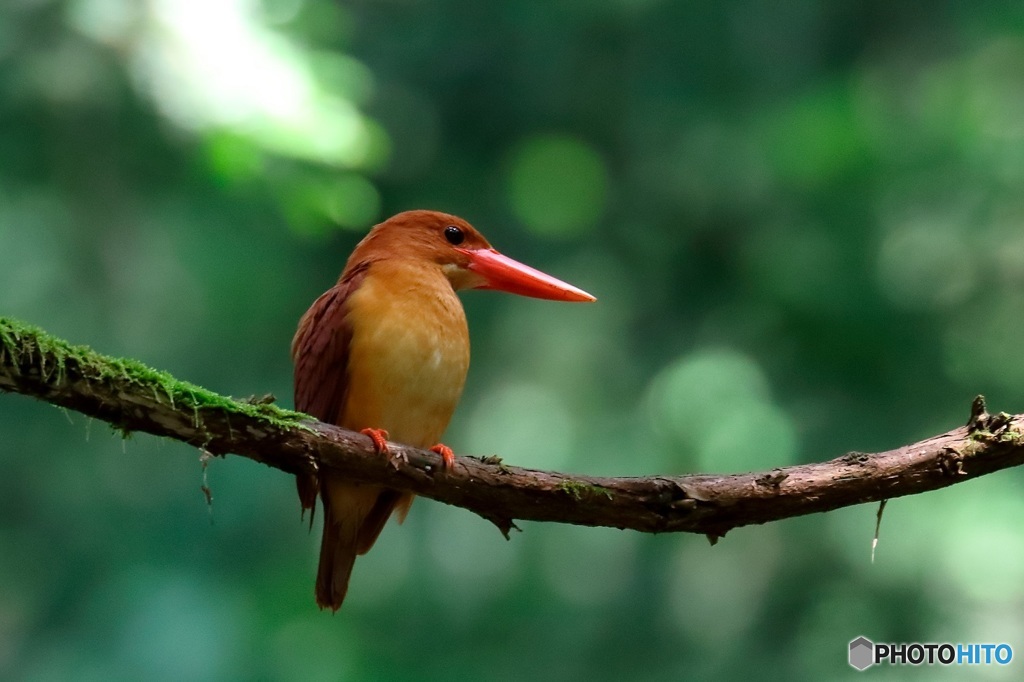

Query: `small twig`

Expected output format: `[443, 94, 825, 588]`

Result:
[871, 499, 887, 563]
[199, 448, 215, 523]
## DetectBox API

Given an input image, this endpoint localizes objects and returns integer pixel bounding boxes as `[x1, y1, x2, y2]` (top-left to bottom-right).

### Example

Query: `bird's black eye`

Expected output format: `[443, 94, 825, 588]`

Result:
[444, 225, 465, 245]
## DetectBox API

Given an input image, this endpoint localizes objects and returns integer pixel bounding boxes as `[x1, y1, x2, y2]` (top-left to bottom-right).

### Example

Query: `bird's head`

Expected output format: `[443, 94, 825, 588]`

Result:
[350, 210, 596, 302]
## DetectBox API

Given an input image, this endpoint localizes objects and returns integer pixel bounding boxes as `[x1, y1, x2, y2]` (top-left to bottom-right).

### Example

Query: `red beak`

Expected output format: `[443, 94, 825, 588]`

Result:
[458, 248, 596, 302]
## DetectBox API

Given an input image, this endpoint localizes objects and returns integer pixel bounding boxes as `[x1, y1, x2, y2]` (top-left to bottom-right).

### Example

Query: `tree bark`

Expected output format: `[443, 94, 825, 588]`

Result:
[2, 316, 1021, 541]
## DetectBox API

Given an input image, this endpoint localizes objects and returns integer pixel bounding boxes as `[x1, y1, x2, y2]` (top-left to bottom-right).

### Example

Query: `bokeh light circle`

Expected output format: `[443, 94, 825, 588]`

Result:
[505, 134, 608, 237]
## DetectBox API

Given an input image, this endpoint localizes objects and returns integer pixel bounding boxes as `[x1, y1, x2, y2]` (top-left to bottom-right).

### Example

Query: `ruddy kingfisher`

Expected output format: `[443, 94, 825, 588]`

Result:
[292, 210, 595, 610]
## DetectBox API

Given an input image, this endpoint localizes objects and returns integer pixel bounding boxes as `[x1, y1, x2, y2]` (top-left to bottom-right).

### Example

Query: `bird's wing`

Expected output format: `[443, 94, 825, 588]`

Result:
[291, 261, 371, 511]
[291, 260, 409, 608]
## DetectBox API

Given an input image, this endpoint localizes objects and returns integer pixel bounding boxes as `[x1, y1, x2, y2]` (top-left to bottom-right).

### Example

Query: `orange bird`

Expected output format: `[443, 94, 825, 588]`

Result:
[292, 210, 595, 610]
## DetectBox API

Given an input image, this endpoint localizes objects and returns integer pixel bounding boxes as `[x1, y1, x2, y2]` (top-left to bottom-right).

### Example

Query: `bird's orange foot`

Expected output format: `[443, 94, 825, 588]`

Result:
[429, 443, 456, 470]
[360, 428, 409, 468]
[360, 427, 390, 454]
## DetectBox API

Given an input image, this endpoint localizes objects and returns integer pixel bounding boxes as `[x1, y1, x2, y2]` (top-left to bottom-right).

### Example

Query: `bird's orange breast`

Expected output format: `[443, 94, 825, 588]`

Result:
[341, 260, 470, 448]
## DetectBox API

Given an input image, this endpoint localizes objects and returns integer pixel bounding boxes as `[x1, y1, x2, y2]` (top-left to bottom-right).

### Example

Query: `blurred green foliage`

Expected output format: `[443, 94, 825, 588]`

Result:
[3, 0, 1024, 680]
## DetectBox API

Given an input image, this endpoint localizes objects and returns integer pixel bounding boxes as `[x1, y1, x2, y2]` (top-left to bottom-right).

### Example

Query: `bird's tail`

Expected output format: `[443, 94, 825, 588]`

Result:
[315, 479, 410, 610]
[316, 478, 374, 610]
[315, 509, 359, 611]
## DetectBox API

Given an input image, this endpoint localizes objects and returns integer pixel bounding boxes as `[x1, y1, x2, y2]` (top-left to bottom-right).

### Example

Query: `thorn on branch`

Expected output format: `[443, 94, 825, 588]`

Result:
[966, 395, 1014, 443]
[871, 499, 887, 563]
[967, 395, 988, 432]
[482, 513, 520, 540]
[988, 412, 1012, 434]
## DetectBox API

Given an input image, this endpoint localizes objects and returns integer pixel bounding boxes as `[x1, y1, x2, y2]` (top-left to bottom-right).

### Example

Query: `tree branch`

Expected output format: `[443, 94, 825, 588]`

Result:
[2, 316, 1021, 541]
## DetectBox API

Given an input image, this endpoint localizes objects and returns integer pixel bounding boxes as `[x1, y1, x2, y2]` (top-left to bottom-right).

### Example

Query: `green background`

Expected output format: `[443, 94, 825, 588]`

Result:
[2, 1, 1023, 680]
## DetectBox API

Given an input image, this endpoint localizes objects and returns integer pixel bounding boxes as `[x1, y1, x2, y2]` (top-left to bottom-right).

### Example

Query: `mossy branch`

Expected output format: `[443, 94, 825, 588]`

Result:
[3, 315, 1024, 541]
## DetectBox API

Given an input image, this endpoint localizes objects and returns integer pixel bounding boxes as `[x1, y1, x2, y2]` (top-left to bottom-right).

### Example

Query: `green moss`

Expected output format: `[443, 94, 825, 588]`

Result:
[968, 423, 1022, 445]
[0, 316, 310, 430]
[557, 479, 613, 501]
[1001, 429, 1023, 443]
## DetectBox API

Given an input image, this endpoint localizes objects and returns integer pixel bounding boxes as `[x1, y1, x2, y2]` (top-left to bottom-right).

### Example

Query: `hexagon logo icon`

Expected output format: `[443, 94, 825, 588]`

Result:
[849, 636, 874, 671]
